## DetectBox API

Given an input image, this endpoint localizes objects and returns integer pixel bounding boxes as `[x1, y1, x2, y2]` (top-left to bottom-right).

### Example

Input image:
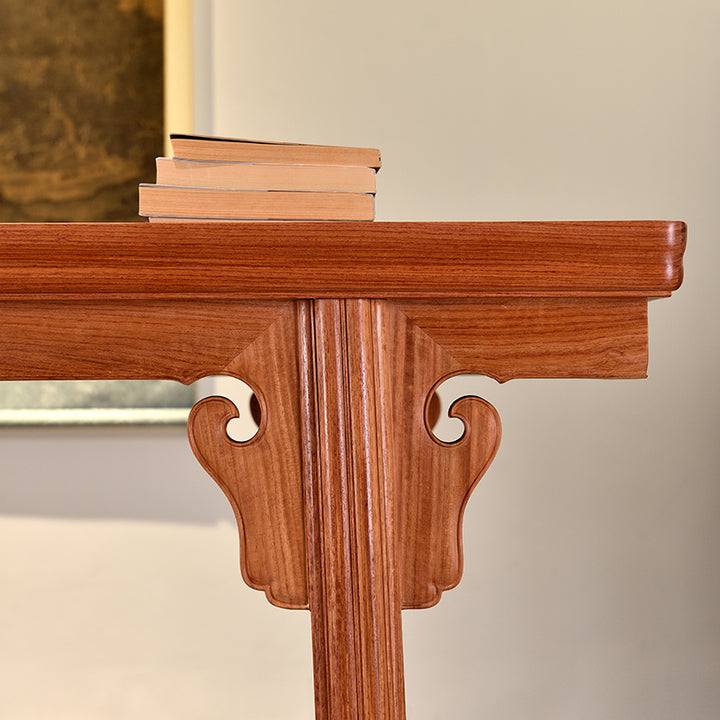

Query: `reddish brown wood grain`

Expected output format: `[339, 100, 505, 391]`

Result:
[397, 297, 649, 381]
[0, 221, 687, 720]
[300, 299, 406, 719]
[377, 302, 502, 609]
[187, 302, 307, 609]
[0, 221, 684, 298]
[0, 299, 290, 382]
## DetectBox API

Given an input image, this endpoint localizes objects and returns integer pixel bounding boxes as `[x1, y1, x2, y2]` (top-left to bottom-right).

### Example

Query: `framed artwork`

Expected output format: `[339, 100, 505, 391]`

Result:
[0, 0, 195, 425]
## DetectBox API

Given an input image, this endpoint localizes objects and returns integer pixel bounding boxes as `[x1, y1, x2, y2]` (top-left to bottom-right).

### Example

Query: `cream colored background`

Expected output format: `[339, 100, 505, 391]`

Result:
[1, 0, 718, 718]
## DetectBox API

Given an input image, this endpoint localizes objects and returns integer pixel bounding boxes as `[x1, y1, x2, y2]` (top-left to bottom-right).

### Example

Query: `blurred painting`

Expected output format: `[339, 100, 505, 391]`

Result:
[0, 0, 164, 221]
[0, 0, 193, 423]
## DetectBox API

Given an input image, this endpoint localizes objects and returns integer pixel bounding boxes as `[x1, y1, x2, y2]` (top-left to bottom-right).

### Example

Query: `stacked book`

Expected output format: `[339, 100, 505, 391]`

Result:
[138, 134, 381, 222]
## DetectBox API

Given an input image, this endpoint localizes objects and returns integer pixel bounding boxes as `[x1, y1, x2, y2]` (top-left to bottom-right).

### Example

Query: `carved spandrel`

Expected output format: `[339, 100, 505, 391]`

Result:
[184, 294, 659, 616]
[377, 303, 502, 609]
[187, 302, 308, 610]
[403, 393, 501, 608]
[186, 299, 506, 614]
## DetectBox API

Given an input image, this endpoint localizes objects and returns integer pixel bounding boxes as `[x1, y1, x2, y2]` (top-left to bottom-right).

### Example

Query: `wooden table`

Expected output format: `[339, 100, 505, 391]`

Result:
[0, 221, 686, 719]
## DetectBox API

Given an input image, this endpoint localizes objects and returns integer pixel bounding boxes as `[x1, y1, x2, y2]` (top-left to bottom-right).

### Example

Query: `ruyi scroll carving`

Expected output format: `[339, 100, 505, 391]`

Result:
[187, 298, 506, 610]
[187, 297, 505, 718]
[0, 221, 685, 720]
[185, 291, 671, 718]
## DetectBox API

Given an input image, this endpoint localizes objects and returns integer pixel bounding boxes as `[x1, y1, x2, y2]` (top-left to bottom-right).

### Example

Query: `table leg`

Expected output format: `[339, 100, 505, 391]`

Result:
[300, 299, 406, 719]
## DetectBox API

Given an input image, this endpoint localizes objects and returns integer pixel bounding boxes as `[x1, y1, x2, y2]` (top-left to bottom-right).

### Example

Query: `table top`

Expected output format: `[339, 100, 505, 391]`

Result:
[0, 221, 685, 299]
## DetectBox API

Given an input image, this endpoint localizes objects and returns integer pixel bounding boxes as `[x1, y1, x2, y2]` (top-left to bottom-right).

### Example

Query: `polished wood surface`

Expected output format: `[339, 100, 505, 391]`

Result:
[303, 299, 405, 719]
[383, 302, 502, 609]
[188, 301, 307, 609]
[0, 221, 684, 298]
[0, 299, 288, 381]
[0, 221, 685, 719]
[398, 297, 650, 380]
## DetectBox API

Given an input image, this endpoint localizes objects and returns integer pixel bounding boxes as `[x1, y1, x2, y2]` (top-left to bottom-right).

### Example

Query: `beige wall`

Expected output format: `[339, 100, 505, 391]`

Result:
[1, 0, 718, 718]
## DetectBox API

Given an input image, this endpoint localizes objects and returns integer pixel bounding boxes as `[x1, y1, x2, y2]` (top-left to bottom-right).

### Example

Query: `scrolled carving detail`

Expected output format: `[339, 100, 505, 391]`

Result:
[188, 388, 308, 610]
[186, 298, 309, 610]
[396, 384, 501, 609]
